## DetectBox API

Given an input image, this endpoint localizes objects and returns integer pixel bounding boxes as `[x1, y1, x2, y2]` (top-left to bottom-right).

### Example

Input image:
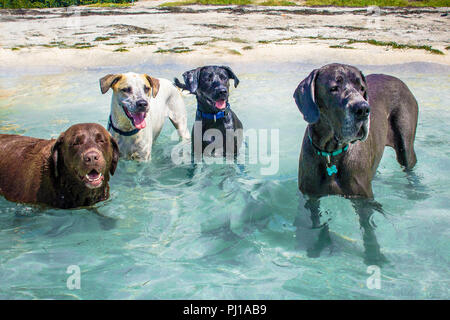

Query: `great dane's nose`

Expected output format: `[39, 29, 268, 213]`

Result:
[352, 102, 370, 120]
[136, 99, 148, 112]
[84, 150, 100, 164]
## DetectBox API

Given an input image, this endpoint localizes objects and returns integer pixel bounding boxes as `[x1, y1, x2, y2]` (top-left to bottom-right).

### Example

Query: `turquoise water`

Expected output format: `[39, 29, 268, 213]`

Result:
[0, 62, 448, 299]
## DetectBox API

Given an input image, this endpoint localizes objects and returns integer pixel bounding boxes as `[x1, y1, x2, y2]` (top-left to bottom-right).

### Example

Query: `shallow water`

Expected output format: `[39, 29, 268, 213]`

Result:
[0, 61, 449, 299]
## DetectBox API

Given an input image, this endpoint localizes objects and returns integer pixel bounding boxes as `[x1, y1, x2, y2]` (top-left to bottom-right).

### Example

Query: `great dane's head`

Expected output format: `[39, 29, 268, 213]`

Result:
[293, 63, 371, 144]
[175, 65, 239, 113]
[100, 72, 160, 129]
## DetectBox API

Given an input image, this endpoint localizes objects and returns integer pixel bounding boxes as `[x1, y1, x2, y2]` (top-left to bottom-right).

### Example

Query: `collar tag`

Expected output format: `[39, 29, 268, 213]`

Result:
[308, 131, 350, 177]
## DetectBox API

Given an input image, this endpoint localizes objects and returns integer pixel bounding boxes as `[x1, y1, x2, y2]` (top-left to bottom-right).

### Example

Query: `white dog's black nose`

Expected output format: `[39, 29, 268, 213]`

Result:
[136, 99, 148, 112]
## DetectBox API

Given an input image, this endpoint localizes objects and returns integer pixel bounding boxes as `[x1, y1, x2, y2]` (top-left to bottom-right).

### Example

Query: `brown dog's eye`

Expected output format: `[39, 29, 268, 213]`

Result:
[72, 136, 84, 146]
[330, 86, 339, 92]
[121, 87, 132, 94]
[144, 86, 150, 94]
[95, 134, 106, 144]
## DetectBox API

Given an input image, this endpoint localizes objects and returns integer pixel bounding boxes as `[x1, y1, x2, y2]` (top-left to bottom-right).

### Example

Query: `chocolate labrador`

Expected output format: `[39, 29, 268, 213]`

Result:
[293, 63, 418, 264]
[174, 65, 243, 160]
[0, 123, 119, 209]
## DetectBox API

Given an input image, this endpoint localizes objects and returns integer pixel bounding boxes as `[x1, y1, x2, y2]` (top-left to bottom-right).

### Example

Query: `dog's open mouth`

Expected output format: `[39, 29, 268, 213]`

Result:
[215, 99, 226, 110]
[123, 107, 147, 129]
[353, 122, 369, 142]
[82, 169, 104, 189]
[359, 121, 370, 141]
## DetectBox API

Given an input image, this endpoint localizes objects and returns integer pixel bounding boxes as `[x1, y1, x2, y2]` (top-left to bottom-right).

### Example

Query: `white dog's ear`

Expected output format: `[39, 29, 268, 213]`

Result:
[99, 74, 122, 94]
[145, 74, 160, 98]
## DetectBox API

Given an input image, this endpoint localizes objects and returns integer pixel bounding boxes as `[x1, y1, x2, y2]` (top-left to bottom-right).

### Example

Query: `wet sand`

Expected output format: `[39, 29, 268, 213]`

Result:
[0, 2, 448, 68]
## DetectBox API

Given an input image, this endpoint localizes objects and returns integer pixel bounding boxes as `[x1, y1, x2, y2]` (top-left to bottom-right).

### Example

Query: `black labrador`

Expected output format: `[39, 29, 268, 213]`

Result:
[293, 63, 418, 264]
[175, 65, 243, 161]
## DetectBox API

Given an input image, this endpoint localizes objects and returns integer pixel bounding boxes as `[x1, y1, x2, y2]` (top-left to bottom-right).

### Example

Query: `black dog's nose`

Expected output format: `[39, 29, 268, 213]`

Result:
[218, 88, 227, 96]
[136, 99, 148, 112]
[84, 151, 100, 164]
[353, 102, 370, 120]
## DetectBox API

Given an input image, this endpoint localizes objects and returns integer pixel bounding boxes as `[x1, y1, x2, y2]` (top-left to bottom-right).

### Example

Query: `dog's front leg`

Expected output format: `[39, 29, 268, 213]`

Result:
[351, 199, 387, 266]
[294, 197, 332, 258]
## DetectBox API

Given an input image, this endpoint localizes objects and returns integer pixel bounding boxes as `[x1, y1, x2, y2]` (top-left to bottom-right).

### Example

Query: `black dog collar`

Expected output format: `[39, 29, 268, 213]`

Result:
[107, 115, 140, 137]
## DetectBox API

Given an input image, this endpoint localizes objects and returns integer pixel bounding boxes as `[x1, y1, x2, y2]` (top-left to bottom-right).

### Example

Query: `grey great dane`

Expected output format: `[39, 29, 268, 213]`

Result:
[293, 63, 418, 264]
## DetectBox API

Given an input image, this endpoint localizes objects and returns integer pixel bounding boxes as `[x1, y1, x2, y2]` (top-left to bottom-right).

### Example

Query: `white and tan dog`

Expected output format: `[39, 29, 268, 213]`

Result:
[100, 72, 190, 161]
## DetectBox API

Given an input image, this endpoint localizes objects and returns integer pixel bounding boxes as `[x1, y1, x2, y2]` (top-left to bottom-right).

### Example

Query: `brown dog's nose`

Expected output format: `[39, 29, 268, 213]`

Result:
[84, 151, 100, 164]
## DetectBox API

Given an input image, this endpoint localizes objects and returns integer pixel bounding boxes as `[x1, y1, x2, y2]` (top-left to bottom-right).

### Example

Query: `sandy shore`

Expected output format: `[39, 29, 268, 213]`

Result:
[0, 1, 449, 69]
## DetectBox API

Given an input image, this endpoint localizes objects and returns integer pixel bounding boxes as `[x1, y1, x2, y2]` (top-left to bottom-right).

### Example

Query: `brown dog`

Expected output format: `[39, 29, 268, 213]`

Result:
[0, 123, 119, 209]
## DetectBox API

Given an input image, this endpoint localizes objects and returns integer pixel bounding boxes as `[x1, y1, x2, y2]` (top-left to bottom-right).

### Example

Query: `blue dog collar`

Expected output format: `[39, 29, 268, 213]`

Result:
[308, 133, 349, 176]
[196, 102, 230, 121]
[108, 115, 140, 136]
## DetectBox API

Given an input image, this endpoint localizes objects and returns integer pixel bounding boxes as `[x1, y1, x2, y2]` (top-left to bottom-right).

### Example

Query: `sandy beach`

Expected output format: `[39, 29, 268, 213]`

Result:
[0, 1, 449, 68]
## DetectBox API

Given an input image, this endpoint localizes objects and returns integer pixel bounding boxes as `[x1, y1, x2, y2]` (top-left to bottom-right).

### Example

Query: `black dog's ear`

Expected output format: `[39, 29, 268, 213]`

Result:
[181, 68, 201, 94]
[293, 69, 320, 124]
[109, 136, 120, 176]
[99, 74, 122, 94]
[174, 77, 188, 91]
[360, 71, 369, 101]
[51, 133, 64, 178]
[221, 66, 239, 88]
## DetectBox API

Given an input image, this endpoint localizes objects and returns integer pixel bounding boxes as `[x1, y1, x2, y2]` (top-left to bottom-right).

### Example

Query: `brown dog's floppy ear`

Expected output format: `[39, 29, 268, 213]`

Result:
[221, 66, 240, 88]
[181, 67, 201, 94]
[51, 133, 64, 178]
[145, 74, 160, 98]
[109, 136, 120, 176]
[100, 74, 122, 94]
[293, 69, 320, 124]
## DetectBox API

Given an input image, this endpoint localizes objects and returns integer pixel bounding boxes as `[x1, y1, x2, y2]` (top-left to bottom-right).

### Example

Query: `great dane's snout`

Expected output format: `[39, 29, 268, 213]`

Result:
[352, 102, 370, 120]
[136, 99, 148, 112]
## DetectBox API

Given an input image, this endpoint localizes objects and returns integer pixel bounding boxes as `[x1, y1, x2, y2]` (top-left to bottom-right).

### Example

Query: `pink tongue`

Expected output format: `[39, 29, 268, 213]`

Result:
[132, 112, 146, 129]
[215, 100, 226, 110]
[88, 171, 99, 179]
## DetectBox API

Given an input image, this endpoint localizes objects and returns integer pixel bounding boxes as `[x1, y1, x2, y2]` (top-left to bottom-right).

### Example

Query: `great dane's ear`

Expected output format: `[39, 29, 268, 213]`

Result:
[221, 66, 240, 88]
[293, 69, 320, 124]
[109, 136, 120, 176]
[182, 68, 201, 94]
[100, 74, 122, 94]
[360, 71, 368, 101]
[51, 133, 65, 178]
[144, 74, 160, 98]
